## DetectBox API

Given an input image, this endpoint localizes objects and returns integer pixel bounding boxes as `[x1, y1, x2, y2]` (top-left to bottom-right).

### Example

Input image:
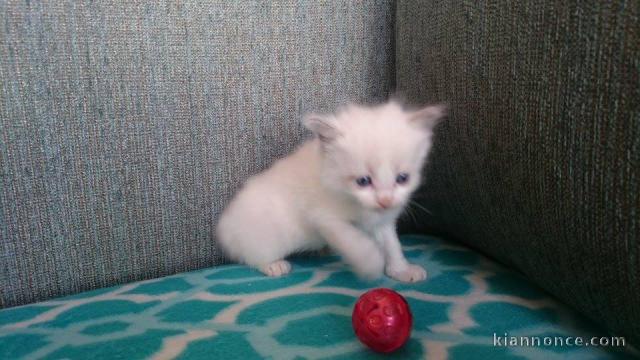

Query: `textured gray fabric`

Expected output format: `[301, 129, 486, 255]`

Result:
[0, 0, 395, 307]
[396, 0, 639, 345]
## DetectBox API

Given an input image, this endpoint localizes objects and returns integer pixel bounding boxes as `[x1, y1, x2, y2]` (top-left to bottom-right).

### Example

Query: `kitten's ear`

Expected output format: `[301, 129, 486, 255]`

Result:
[409, 104, 447, 129]
[303, 113, 340, 142]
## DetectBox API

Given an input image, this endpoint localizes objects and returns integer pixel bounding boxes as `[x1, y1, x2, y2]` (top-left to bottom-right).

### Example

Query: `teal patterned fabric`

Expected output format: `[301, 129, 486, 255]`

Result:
[1, 236, 635, 359]
[0, 0, 394, 307]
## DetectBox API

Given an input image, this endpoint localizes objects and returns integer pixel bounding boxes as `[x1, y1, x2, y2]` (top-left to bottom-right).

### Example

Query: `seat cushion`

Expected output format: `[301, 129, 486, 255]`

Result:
[0, 235, 635, 359]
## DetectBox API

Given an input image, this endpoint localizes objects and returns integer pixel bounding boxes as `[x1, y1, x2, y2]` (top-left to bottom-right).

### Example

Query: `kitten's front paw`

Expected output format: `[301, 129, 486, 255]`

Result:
[260, 260, 291, 277]
[386, 263, 427, 283]
[353, 246, 385, 280]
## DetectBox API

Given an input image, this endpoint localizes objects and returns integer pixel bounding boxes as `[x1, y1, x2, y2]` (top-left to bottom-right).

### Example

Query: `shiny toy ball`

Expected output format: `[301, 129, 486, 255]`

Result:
[352, 288, 413, 353]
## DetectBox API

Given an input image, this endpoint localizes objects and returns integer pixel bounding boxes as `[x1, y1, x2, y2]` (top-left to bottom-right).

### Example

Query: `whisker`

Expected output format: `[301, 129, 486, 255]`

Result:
[404, 206, 418, 225]
[409, 200, 433, 215]
[399, 204, 417, 224]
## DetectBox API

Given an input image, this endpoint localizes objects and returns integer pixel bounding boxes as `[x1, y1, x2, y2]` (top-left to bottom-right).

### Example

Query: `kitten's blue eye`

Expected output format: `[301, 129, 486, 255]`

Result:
[396, 173, 409, 184]
[355, 176, 372, 187]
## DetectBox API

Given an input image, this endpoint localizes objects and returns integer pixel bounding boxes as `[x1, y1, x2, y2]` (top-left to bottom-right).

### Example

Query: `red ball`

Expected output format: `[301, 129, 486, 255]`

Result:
[352, 288, 413, 353]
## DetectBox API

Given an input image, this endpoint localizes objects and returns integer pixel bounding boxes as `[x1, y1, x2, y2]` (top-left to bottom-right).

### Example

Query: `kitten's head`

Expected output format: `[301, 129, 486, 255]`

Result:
[304, 101, 445, 211]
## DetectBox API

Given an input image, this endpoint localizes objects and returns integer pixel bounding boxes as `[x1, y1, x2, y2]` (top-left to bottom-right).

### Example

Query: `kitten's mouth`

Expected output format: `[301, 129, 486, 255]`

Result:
[373, 204, 397, 212]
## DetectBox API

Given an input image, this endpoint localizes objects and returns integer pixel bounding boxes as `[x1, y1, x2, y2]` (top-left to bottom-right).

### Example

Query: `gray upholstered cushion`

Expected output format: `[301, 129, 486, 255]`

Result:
[0, 1, 394, 307]
[396, 0, 639, 345]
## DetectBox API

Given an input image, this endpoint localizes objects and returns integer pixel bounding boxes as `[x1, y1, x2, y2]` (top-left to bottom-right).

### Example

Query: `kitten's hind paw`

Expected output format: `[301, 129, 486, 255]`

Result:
[386, 264, 427, 283]
[260, 260, 292, 277]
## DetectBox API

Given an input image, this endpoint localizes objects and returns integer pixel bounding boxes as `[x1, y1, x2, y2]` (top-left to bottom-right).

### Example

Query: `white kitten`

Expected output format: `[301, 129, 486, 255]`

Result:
[216, 100, 445, 282]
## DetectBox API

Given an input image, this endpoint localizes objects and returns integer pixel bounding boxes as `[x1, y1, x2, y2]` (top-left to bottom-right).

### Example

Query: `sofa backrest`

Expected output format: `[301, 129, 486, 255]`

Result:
[396, 0, 639, 346]
[0, 1, 395, 307]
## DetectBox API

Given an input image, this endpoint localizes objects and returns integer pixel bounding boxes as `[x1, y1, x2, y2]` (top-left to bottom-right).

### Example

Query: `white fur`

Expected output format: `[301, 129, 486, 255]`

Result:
[216, 101, 445, 282]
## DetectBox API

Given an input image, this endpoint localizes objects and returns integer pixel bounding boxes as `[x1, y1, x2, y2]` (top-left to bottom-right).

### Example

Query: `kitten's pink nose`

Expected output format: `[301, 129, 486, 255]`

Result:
[376, 195, 393, 209]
